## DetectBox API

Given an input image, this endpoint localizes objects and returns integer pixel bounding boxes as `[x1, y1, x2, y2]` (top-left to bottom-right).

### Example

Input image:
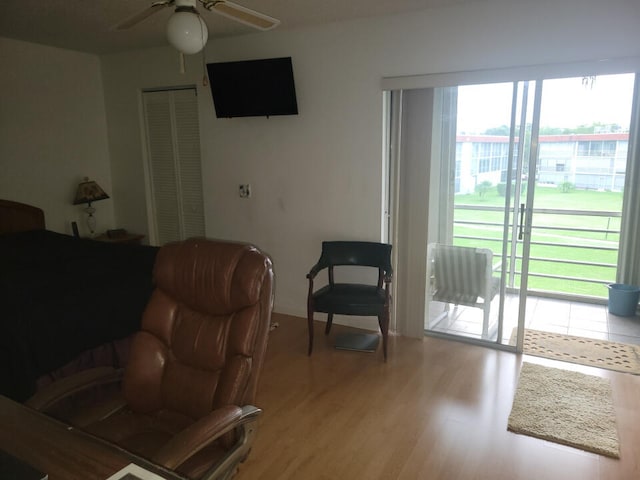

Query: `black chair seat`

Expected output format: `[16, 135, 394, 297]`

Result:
[313, 284, 386, 316]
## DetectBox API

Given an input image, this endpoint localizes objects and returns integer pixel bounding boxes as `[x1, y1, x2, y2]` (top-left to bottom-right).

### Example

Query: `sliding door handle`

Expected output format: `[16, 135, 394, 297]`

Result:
[518, 203, 525, 240]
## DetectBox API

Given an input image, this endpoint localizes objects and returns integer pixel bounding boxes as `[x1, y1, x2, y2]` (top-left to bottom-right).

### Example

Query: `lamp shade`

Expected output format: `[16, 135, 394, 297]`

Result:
[166, 10, 208, 55]
[73, 179, 109, 206]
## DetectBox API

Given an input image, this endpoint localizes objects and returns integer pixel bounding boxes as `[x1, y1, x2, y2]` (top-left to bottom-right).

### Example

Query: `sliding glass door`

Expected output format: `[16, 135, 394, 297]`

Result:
[516, 74, 635, 346]
[425, 80, 537, 347]
[387, 68, 638, 350]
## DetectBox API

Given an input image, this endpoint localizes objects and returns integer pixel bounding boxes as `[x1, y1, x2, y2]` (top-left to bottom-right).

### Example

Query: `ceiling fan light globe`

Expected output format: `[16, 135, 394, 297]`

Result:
[166, 11, 208, 55]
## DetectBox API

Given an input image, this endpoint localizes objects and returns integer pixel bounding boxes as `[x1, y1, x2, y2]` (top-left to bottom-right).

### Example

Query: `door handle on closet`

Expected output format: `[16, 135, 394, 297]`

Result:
[518, 203, 525, 240]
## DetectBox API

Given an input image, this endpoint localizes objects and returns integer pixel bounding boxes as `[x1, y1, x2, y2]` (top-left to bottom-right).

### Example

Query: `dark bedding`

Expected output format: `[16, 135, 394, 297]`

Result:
[0, 229, 158, 401]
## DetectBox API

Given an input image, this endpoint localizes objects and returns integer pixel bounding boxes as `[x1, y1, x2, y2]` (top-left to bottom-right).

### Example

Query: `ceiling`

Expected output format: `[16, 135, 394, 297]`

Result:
[0, 0, 471, 55]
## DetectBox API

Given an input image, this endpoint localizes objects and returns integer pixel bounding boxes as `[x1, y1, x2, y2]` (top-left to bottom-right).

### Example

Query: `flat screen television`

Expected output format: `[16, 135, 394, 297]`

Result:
[206, 57, 298, 118]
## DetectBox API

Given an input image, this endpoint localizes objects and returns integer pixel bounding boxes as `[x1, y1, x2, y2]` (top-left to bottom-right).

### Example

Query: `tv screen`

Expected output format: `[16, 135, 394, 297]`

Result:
[206, 57, 298, 118]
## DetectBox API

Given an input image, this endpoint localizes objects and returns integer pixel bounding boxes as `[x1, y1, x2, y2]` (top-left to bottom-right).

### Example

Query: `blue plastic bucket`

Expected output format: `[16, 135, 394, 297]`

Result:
[607, 283, 640, 316]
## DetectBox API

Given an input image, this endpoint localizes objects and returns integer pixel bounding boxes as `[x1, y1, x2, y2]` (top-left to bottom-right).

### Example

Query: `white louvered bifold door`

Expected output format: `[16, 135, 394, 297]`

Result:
[142, 88, 205, 245]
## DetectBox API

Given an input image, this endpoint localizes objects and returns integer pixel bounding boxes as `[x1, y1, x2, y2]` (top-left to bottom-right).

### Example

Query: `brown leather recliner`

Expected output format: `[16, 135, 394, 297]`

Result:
[27, 238, 274, 480]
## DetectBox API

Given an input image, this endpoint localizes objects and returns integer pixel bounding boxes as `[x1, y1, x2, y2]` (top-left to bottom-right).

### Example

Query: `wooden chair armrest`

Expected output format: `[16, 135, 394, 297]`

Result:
[307, 262, 323, 279]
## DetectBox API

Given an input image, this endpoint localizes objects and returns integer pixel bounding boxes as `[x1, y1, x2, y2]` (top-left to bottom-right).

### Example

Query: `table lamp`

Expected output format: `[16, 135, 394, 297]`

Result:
[73, 177, 109, 236]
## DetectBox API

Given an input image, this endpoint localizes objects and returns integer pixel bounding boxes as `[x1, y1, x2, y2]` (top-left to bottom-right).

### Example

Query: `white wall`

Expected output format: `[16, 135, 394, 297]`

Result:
[100, 0, 640, 321]
[0, 37, 114, 236]
[101, 49, 210, 238]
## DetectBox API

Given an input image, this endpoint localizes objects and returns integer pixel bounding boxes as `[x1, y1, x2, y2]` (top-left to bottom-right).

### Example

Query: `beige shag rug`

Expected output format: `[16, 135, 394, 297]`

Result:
[508, 362, 620, 458]
[509, 329, 640, 375]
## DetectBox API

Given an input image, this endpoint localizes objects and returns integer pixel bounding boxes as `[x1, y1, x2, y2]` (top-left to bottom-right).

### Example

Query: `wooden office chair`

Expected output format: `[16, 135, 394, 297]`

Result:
[27, 238, 274, 480]
[427, 243, 500, 337]
[306, 241, 393, 360]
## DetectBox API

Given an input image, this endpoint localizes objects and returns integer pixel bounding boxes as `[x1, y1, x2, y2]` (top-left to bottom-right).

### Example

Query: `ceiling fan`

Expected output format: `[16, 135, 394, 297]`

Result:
[115, 0, 280, 54]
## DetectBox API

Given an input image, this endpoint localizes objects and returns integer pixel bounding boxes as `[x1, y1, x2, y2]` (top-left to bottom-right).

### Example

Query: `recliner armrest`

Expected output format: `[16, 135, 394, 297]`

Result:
[25, 367, 124, 413]
[153, 405, 262, 471]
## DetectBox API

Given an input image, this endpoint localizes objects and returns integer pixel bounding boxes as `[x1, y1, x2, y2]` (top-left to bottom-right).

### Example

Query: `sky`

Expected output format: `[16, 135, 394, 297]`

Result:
[456, 73, 635, 134]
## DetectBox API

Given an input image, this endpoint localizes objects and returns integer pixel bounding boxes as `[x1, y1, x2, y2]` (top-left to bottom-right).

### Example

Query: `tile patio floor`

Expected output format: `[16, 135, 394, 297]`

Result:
[427, 295, 640, 346]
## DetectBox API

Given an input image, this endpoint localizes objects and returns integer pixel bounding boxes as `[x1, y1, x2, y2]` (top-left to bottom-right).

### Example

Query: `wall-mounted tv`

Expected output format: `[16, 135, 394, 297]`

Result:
[206, 57, 298, 118]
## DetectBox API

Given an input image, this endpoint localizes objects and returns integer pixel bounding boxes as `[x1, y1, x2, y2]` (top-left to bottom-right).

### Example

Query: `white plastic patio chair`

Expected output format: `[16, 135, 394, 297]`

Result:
[427, 243, 501, 337]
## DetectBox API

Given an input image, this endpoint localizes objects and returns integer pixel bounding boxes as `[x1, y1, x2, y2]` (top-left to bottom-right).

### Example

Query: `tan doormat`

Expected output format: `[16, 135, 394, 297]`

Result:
[508, 362, 620, 458]
[509, 328, 640, 375]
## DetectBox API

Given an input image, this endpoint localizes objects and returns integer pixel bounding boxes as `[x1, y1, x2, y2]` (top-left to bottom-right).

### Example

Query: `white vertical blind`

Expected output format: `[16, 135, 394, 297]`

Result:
[392, 88, 434, 339]
[617, 76, 640, 285]
[142, 88, 205, 245]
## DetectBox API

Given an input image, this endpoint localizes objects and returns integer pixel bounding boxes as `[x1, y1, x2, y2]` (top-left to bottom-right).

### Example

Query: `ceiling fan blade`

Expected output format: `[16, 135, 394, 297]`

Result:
[114, 1, 174, 30]
[204, 1, 280, 31]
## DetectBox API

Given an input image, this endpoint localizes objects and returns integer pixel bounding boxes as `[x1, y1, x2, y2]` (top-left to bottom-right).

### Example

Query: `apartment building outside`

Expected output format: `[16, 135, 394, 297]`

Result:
[456, 131, 629, 194]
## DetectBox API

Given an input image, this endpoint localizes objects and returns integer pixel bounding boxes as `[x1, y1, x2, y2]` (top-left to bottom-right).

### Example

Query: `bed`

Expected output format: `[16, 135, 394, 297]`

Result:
[0, 199, 158, 402]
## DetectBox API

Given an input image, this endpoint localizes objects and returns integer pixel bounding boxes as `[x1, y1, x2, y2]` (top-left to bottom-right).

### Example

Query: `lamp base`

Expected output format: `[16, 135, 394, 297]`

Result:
[85, 206, 96, 236]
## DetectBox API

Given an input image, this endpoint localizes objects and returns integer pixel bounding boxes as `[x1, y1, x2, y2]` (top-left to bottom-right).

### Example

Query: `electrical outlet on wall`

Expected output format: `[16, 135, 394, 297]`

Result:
[239, 184, 251, 198]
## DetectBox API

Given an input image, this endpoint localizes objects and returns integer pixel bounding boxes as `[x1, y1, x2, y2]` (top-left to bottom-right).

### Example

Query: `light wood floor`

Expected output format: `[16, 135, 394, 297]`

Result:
[236, 313, 640, 480]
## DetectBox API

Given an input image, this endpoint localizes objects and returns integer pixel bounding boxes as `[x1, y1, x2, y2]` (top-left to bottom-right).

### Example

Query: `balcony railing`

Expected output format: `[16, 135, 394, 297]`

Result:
[453, 205, 620, 300]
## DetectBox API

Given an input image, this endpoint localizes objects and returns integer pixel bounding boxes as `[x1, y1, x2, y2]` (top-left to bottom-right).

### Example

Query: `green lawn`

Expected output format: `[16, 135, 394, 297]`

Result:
[455, 186, 623, 210]
[453, 185, 623, 298]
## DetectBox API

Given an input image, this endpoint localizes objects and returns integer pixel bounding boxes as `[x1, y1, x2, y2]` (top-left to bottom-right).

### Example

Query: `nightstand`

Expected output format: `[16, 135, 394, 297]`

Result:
[93, 232, 145, 245]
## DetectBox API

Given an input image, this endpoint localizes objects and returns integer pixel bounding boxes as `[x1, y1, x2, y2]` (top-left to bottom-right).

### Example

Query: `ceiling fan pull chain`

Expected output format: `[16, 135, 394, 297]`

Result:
[179, 52, 186, 74]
